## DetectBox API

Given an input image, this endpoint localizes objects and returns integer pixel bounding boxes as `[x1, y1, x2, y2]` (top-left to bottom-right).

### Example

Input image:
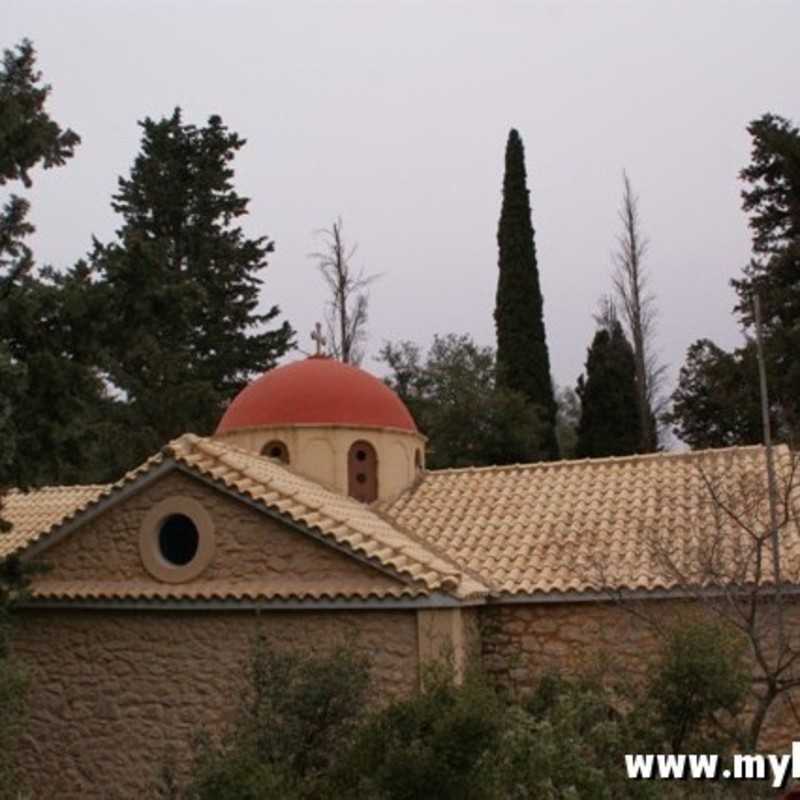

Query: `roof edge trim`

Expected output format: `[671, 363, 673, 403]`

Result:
[18, 592, 483, 612]
[491, 583, 800, 605]
[18, 460, 177, 561]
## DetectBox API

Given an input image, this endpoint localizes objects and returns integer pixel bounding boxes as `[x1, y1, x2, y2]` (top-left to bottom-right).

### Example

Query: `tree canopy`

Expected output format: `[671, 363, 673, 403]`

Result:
[0, 38, 96, 494]
[669, 113, 800, 447]
[380, 334, 548, 469]
[494, 129, 558, 459]
[89, 108, 295, 473]
[666, 340, 763, 449]
[575, 320, 641, 458]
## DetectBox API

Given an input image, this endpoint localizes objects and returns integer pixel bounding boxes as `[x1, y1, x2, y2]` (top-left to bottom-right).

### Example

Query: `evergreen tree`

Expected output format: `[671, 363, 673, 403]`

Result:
[0, 40, 107, 495]
[90, 109, 294, 471]
[494, 128, 558, 459]
[666, 339, 763, 449]
[731, 113, 800, 430]
[669, 113, 800, 447]
[575, 320, 641, 458]
[0, 39, 83, 792]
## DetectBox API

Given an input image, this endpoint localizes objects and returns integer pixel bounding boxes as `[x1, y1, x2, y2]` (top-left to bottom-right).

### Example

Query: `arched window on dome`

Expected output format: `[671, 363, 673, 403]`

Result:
[261, 440, 290, 464]
[348, 440, 378, 503]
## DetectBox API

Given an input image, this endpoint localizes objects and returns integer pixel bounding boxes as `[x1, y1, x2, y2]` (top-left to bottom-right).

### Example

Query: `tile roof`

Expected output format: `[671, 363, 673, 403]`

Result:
[382, 445, 800, 598]
[4, 438, 797, 604]
[28, 579, 430, 603]
[1, 435, 486, 601]
[164, 436, 484, 599]
[1, 485, 108, 559]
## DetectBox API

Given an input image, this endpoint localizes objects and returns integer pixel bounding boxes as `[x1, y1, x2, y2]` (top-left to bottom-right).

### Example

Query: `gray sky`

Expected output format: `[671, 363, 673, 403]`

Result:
[4, 1, 800, 407]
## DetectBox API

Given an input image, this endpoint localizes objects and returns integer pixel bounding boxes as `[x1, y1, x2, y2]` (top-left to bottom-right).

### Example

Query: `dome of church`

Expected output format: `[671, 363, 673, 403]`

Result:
[215, 356, 418, 434]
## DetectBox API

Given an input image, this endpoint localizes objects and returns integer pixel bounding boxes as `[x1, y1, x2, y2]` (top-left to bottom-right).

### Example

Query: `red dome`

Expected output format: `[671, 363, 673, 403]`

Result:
[216, 357, 418, 434]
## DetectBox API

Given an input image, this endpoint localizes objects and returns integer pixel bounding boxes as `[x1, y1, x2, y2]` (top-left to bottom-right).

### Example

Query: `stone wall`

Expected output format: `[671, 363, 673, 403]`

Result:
[480, 599, 800, 750]
[12, 608, 419, 800]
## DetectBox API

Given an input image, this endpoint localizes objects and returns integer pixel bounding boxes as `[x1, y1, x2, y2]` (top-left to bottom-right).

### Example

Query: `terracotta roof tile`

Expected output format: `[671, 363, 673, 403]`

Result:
[167, 435, 487, 598]
[2, 435, 487, 601]
[7, 438, 793, 604]
[1, 485, 109, 558]
[383, 445, 800, 597]
[29, 579, 429, 602]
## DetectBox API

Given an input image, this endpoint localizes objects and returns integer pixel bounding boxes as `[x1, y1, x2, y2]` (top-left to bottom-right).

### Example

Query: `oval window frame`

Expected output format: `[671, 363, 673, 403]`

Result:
[139, 496, 216, 583]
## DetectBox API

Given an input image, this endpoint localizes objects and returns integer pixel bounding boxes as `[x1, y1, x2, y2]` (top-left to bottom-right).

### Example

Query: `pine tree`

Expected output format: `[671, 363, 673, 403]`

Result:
[731, 113, 800, 430]
[666, 339, 763, 449]
[494, 128, 558, 459]
[669, 113, 800, 446]
[0, 40, 107, 493]
[91, 109, 295, 470]
[575, 320, 641, 458]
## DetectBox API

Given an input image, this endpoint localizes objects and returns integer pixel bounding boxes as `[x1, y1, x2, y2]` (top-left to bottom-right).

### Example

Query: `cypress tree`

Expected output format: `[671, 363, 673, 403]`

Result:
[494, 128, 558, 459]
[575, 321, 642, 458]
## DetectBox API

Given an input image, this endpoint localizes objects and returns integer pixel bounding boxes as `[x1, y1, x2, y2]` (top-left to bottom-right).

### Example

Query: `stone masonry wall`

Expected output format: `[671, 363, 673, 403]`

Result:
[480, 599, 800, 751]
[13, 608, 419, 800]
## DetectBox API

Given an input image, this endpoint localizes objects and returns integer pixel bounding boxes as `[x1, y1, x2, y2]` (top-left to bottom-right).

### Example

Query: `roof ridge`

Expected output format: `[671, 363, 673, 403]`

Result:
[424, 443, 781, 477]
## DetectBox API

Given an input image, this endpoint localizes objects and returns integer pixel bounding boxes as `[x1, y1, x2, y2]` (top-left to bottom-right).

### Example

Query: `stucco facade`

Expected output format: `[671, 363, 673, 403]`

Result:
[32, 470, 408, 595]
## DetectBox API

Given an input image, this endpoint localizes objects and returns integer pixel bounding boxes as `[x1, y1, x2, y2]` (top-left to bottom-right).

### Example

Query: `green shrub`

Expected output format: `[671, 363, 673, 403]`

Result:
[497, 672, 659, 800]
[649, 619, 749, 751]
[180, 639, 370, 800]
[339, 664, 506, 800]
[168, 624, 756, 800]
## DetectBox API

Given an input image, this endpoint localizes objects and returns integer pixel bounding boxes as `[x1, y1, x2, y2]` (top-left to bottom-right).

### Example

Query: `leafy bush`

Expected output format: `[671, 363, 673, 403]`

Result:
[180, 640, 370, 800]
[339, 664, 506, 800]
[167, 620, 761, 800]
[649, 619, 749, 751]
[496, 672, 659, 800]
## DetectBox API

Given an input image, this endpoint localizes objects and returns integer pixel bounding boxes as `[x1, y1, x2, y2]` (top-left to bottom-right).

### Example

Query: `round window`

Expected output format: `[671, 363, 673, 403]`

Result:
[261, 440, 289, 464]
[139, 497, 215, 583]
[158, 513, 199, 566]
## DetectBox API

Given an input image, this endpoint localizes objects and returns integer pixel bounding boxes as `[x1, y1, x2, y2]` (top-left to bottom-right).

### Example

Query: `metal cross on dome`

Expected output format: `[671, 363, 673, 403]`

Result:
[311, 322, 327, 356]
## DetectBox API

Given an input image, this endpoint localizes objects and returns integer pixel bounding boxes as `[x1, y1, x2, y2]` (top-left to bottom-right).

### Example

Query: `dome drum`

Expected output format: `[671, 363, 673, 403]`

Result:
[214, 357, 425, 502]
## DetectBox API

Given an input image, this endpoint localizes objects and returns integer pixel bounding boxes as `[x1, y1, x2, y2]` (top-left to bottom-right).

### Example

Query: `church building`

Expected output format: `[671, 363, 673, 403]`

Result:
[2, 353, 798, 798]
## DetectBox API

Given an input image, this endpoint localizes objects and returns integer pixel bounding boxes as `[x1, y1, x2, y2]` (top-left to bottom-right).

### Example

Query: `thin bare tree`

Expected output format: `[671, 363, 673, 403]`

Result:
[309, 217, 378, 365]
[580, 444, 800, 750]
[612, 171, 665, 451]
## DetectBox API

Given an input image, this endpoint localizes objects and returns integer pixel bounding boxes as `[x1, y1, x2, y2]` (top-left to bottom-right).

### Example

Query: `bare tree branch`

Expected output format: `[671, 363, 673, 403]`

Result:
[308, 217, 378, 366]
[612, 171, 664, 450]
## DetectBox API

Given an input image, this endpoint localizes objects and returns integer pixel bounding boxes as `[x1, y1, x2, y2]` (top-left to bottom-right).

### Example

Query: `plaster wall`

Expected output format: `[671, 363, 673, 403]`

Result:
[214, 424, 426, 502]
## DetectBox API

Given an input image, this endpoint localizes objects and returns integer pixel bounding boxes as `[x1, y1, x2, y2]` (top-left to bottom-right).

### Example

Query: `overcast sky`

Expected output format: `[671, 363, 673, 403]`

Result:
[4, 1, 800, 408]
